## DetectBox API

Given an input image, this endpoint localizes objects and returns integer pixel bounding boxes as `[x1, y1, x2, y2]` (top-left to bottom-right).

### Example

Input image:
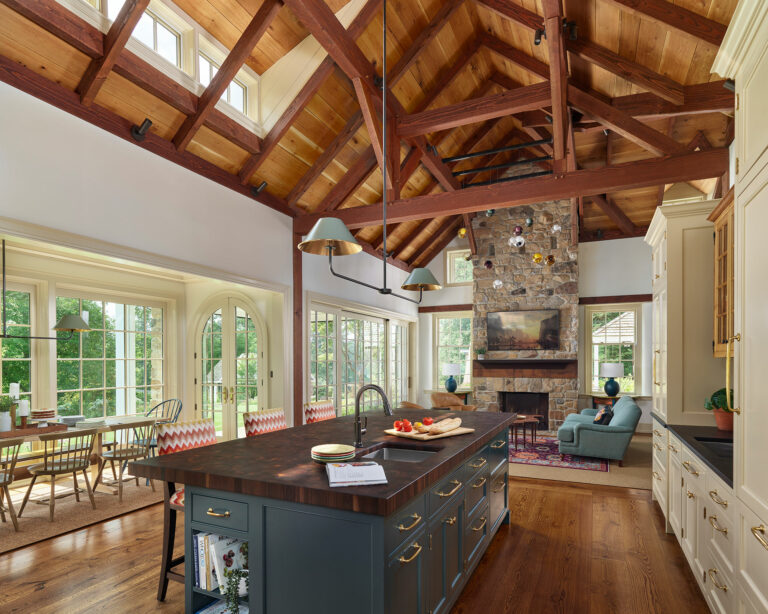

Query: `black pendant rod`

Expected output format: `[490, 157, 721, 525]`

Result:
[464, 169, 553, 188]
[442, 138, 553, 164]
[328, 250, 421, 304]
[453, 155, 552, 177]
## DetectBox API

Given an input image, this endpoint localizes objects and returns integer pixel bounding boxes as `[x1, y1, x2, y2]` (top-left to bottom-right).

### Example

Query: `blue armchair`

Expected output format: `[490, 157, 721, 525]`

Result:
[557, 396, 642, 463]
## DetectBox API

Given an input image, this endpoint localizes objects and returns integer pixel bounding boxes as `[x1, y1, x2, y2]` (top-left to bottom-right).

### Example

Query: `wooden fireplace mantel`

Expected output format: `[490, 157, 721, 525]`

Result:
[473, 359, 578, 379]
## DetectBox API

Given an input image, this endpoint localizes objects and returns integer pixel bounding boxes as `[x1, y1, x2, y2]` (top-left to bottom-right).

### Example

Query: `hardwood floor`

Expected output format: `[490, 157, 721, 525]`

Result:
[0, 478, 709, 614]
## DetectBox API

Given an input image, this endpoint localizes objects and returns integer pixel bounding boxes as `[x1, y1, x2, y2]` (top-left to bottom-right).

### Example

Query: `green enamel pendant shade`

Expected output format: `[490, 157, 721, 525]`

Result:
[297, 217, 363, 256]
[53, 314, 91, 332]
[401, 267, 442, 291]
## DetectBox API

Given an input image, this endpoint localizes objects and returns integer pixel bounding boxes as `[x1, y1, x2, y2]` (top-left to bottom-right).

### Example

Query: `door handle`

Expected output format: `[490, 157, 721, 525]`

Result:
[726, 334, 741, 414]
[230, 386, 235, 404]
[222, 387, 228, 403]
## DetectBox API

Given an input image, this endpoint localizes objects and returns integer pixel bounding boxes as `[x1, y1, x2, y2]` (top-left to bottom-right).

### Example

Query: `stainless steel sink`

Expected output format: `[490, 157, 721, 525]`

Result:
[362, 446, 437, 463]
[694, 436, 733, 458]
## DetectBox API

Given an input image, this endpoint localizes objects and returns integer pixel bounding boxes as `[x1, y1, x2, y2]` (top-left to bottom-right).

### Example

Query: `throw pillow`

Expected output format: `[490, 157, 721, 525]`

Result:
[593, 407, 614, 425]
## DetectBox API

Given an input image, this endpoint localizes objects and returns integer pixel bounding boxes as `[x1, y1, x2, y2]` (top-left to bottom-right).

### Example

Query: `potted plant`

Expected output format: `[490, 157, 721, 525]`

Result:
[704, 388, 735, 431]
[476, 348, 487, 361]
[0, 396, 15, 432]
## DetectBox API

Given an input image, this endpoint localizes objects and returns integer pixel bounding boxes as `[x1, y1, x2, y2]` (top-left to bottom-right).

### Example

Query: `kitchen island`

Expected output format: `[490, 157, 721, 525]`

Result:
[130, 409, 515, 614]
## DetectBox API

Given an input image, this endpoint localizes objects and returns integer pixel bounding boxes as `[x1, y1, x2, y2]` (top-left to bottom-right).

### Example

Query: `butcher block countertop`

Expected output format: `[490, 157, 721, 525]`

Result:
[130, 409, 515, 516]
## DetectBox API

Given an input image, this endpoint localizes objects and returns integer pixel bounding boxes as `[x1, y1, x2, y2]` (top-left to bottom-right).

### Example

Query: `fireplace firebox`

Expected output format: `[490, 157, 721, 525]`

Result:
[499, 392, 549, 431]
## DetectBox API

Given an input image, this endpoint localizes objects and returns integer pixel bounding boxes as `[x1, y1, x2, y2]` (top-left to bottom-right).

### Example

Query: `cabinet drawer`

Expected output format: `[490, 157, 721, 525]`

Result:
[385, 495, 427, 557]
[464, 448, 490, 481]
[652, 454, 667, 482]
[738, 503, 768, 611]
[489, 463, 507, 532]
[488, 429, 509, 471]
[386, 529, 427, 614]
[705, 471, 735, 526]
[707, 508, 736, 577]
[705, 559, 736, 614]
[429, 468, 464, 518]
[681, 447, 706, 486]
[652, 465, 667, 512]
[667, 432, 682, 461]
[652, 438, 667, 469]
[465, 502, 489, 571]
[466, 464, 490, 518]
[652, 422, 667, 446]
[190, 492, 248, 533]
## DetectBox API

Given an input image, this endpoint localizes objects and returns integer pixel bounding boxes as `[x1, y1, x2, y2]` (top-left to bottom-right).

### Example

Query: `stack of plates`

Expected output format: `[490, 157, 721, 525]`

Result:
[311, 444, 356, 464]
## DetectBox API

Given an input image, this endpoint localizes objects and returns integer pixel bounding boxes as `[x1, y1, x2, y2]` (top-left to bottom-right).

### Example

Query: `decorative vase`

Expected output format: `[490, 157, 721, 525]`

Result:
[603, 378, 620, 397]
[712, 408, 734, 432]
[445, 375, 458, 393]
[0, 412, 11, 432]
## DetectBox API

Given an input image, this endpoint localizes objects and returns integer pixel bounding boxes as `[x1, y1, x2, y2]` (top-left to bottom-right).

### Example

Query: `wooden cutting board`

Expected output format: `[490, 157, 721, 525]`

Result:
[384, 427, 475, 441]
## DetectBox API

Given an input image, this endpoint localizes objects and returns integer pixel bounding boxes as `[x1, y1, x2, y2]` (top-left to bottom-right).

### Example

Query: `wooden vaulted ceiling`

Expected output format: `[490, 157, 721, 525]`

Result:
[0, 0, 736, 271]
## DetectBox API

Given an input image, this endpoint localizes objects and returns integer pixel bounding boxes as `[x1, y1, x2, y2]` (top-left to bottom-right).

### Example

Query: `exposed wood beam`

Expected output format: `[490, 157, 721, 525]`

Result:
[542, 0, 568, 171]
[313, 146, 378, 213]
[392, 218, 433, 260]
[568, 85, 687, 156]
[579, 294, 653, 305]
[477, 0, 543, 30]
[590, 194, 637, 235]
[580, 226, 649, 242]
[358, 240, 414, 273]
[295, 148, 728, 231]
[353, 77, 394, 188]
[0, 53, 294, 218]
[292, 224, 304, 425]
[173, 0, 280, 151]
[237, 0, 381, 184]
[413, 39, 482, 114]
[399, 147, 423, 185]
[77, 0, 148, 105]
[412, 217, 463, 267]
[373, 224, 397, 250]
[398, 82, 551, 137]
[480, 32, 549, 80]
[463, 213, 478, 255]
[687, 129, 713, 151]
[418, 304, 474, 313]
[603, 0, 726, 47]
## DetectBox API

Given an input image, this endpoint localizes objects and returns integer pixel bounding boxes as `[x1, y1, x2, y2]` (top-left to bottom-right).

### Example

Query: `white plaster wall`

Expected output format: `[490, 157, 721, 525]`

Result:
[578, 237, 652, 297]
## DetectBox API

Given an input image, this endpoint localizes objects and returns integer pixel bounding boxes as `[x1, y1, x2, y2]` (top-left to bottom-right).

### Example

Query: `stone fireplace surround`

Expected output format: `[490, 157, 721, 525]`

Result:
[471, 201, 579, 430]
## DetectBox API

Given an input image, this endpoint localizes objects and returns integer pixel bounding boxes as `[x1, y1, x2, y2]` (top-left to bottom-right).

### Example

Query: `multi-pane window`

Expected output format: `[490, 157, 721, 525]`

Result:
[56, 297, 164, 417]
[340, 317, 386, 415]
[446, 249, 473, 286]
[588, 304, 641, 394]
[0, 290, 32, 404]
[434, 314, 472, 389]
[389, 322, 409, 408]
[200, 308, 223, 434]
[234, 306, 259, 419]
[107, 1, 181, 68]
[309, 310, 336, 405]
[199, 54, 247, 114]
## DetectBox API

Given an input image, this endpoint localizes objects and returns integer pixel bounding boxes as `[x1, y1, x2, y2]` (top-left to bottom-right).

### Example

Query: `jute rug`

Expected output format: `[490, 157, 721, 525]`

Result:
[0, 476, 163, 554]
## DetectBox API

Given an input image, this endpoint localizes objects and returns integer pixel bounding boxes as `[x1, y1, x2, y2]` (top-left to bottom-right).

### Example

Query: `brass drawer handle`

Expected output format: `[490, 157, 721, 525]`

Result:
[397, 513, 422, 533]
[472, 477, 487, 489]
[471, 516, 487, 532]
[652, 471, 661, 481]
[206, 507, 231, 518]
[708, 490, 728, 509]
[653, 429, 662, 437]
[492, 479, 506, 493]
[436, 480, 462, 498]
[708, 569, 728, 592]
[709, 515, 728, 535]
[668, 443, 678, 453]
[682, 461, 699, 476]
[752, 524, 768, 551]
[469, 457, 487, 469]
[686, 490, 695, 499]
[490, 440, 506, 449]
[444, 516, 457, 526]
[398, 542, 422, 565]
[653, 442, 663, 451]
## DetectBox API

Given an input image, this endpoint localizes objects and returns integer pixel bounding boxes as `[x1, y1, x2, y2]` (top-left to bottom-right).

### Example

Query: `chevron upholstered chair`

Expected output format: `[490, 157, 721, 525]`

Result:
[304, 399, 336, 424]
[156, 419, 216, 602]
[243, 408, 288, 437]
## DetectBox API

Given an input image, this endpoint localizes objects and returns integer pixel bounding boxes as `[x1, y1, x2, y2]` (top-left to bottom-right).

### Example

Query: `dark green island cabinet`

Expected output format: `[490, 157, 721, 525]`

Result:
[131, 410, 515, 614]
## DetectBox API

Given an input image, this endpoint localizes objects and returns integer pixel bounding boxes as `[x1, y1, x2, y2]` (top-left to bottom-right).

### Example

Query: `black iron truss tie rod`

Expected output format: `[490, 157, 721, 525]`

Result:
[441, 138, 553, 164]
[452, 155, 553, 177]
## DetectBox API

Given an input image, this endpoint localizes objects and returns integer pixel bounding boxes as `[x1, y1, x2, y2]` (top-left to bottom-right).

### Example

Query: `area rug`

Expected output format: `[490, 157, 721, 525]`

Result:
[509, 436, 609, 472]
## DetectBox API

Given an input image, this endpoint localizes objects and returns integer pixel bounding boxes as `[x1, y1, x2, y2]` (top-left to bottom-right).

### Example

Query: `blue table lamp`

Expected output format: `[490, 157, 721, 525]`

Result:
[443, 364, 462, 393]
[600, 362, 624, 397]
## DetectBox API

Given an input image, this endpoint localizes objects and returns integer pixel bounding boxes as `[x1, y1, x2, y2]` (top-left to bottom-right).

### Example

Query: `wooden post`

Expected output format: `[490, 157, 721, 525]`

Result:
[292, 224, 304, 427]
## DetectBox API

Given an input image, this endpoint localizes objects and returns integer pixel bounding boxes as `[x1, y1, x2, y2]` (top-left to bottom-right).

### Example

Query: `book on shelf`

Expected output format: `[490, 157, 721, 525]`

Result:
[326, 461, 387, 487]
[195, 601, 248, 614]
[210, 536, 248, 597]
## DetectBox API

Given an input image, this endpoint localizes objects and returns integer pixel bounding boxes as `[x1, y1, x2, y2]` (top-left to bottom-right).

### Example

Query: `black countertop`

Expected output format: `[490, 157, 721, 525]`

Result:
[666, 424, 733, 487]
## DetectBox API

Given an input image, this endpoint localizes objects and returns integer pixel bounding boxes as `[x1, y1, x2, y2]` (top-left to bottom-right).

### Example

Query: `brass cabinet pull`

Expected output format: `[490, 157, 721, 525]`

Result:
[682, 461, 699, 476]
[653, 429, 662, 437]
[751, 524, 768, 551]
[653, 350, 661, 386]
[397, 513, 422, 533]
[206, 507, 231, 518]
[398, 542, 423, 564]
[492, 479, 506, 493]
[471, 516, 487, 532]
[653, 442, 663, 452]
[652, 471, 661, 481]
[668, 443, 678, 453]
[686, 490, 695, 499]
[726, 334, 741, 414]
[469, 457, 487, 469]
[444, 516, 457, 526]
[436, 480, 462, 498]
[709, 515, 728, 535]
[708, 569, 728, 592]
[472, 477, 487, 489]
[708, 490, 728, 508]
[490, 440, 506, 449]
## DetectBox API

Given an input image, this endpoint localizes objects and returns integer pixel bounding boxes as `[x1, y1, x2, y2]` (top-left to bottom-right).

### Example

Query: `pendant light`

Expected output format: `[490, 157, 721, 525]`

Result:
[1, 240, 90, 340]
[297, 0, 441, 305]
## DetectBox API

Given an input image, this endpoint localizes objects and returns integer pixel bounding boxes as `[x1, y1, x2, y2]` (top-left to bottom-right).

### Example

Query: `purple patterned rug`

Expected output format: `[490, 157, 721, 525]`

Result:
[509, 436, 609, 472]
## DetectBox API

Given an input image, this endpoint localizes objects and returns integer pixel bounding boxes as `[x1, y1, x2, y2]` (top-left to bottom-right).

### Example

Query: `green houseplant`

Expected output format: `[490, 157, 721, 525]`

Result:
[704, 388, 734, 431]
[476, 347, 487, 361]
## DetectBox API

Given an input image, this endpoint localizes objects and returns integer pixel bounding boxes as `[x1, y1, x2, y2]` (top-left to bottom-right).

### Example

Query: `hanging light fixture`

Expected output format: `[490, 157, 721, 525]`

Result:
[1, 240, 90, 340]
[297, 0, 441, 305]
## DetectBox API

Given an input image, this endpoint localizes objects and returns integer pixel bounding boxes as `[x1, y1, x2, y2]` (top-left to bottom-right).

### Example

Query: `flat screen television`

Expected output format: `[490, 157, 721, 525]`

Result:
[487, 310, 560, 351]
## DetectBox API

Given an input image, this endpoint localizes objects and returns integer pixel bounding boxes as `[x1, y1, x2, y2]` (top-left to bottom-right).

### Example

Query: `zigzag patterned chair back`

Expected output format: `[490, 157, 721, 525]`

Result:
[156, 419, 217, 456]
[243, 408, 288, 437]
[304, 400, 336, 424]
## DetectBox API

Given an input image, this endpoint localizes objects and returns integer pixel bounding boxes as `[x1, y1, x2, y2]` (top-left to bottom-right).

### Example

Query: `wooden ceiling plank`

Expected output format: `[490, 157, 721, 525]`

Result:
[603, 0, 727, 47]
[477, 0, 543, 31]
[392, 218, 432, 260]
[568, 85, 688, 157]
[412, 39, 482, 114]
[314, 146, 378, 213]
[542, 0, 568, 170]
[294, 147, 728, 231]
[412, 217, 463, 267]
[77, 0, 149, 106]
[591, 194, 637, 235]
[173, 0, 281, 151]
[398, 82, 551, 137]
[481, 32, 549, 80]
[463, 213, 478, 255]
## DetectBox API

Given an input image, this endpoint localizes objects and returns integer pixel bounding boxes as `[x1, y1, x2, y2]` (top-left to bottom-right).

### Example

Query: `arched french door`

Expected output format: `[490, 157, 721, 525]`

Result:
[198, 298, 266, 440]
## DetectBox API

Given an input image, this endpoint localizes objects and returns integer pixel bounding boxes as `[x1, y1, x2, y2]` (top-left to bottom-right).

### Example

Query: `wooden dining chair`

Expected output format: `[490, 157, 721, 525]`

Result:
[304, 400, 336, 423]
[400, 401, 425, 409]
[243, 408, 288, 437]
[146, 399, 183, 424]
[430, 392, 478, 412]
[17, 429, 97, 522]
[0, 437, 24, 531]
[94, 420, 155, 502]
[156, 419, 217, 602]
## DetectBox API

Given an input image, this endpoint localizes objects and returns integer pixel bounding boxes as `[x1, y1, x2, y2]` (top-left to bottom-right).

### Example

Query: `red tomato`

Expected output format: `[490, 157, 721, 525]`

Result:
[403, 424, 413, 432]
[402, 419, 411, 427]
[394, 420, 403, 431]
[423, 417, 434, 426]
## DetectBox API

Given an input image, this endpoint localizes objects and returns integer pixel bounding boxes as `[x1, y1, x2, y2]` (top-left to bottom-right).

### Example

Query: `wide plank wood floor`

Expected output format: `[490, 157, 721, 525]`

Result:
[0, 478, 709, 614]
